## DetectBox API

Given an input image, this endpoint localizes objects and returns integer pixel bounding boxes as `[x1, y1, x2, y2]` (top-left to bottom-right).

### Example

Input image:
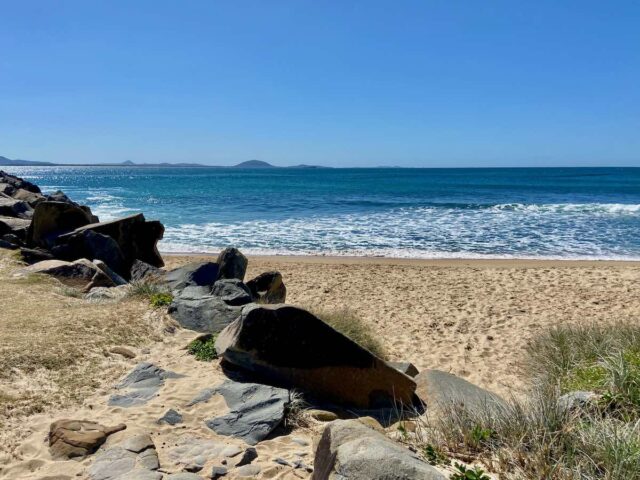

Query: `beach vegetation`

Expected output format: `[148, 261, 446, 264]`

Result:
[187, 334, 218, 361]
[149, 292, 173, 308]
[311, 307, 387, 359]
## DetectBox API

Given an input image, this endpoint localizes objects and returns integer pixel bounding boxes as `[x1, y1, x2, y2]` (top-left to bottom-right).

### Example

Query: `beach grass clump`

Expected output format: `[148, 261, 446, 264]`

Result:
[410, 322, 640, 480]
[149, 292, 173, 308]
[187, 334, 218, 361]
[311, 307, 387, 359]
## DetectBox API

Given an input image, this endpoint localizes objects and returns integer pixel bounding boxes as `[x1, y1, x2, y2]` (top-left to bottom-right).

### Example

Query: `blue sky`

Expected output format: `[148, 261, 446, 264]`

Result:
[1, 1, 639, 167]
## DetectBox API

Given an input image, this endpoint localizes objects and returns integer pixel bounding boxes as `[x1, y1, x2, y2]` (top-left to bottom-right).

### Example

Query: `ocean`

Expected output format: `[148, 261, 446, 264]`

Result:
[4, 166, 640, 260]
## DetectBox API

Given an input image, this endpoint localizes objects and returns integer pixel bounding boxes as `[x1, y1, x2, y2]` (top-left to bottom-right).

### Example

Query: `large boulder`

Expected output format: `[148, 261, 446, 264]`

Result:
[15, 258, 114, 290]
[211, 278, 253, 306]
[58, 213, 164, 270]
[19, 247, 56, 264]
[215, 304, 417, 409]
[53, 229, 128, 278]
[414, 369, 508, 417]
[246, 271, 286, 304]
[28, 201, 94, 248]
[165, 262, 219, 291]
[0, 196, 33, 219]
[0, 215, 30, 239]
[216, 247, 248, 281]
[131, 259, 165, 283]
[168, 286, 242, 333]
[312, 419, 445, 480]
[12, 188, 45, 206]
[49, 419, 126, 459]
[0, 170, 41, 193]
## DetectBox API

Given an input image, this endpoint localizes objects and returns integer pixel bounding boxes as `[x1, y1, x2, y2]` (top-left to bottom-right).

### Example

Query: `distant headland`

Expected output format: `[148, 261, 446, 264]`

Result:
[0, 155, 328, 169]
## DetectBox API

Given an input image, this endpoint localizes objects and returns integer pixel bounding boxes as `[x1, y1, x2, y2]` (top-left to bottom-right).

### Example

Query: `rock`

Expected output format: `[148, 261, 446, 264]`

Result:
[0, 170, 41, 193]
[58, 213, 165, 271]
[85, 285, 130, 302]
[234, 464, 261, 477]
[216, 248, 248, 281]
[0, 215, 30, 239]
[53, 230, 128, 278]
[93, 259, 128, 286]
[308, 409, 339, 422]
[205, 380, 290, 445]
[28, 201, 94, 248]
[0, 238, 18, 250]
[209, 466, 228, 479]
[165, 261, 219, 291]
[48, 419, 126, 459]
[168, 287, 242, 333]
[389, 361, 419, 377]
[19, 246, 55, 264]
[167, 437, 243, 472]
[186, 387, 217, 406]
[246, 271, 286, 304]
[165, 474, 202, 480]
[12, 188, 45, 206]
[211, 279, 253, 306]
[88, 434, 160, 480]
[158, 408, 183, 425]
[312, 419, 445, 480]
[16, 258, 114, 290]
[558, 391, 602, 414]
[0, 196, 33, 219]
[414, 369, 508, 417]
[0, 183, 14, 196]
[1, 233, 23, 247]
[131, 259, 165, 283]
[110, 346, 136, 359]
[108, 362, 182, 408]
[215, 304, 417, 409]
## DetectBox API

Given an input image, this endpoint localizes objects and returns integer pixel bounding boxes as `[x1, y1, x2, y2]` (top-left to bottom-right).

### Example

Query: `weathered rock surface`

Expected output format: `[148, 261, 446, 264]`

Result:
[167, 437, 242, 472]
[157, 408, 183, 426]
[28, 201, 93, 248]
[389, 361, 419, 378]
[108, 363, 182, 408]
[131, 259, 165, 283]
[312, 419, 445, 480]
[211, 279, 253, 306]
[19, 246, 55, 263]
[0, 215, 30, 239]
[88, 434, 160, 480]
[58, 213, 164, 272]
[215, 304, 417, 408]
[216, 248, 248, 281]
[85, 285, 130, 302]
[165, 262, 219, 291]
[93, 259, 128, 286]
[12, 188, 45, 206]
[0, 170, 41, 193]
[558, 390, 602, 414]
[48, 419, 126, 459]
[205, 380, 290, 445]
[168, 287, 242, 333]
[0, 196, 33, 218]
[53, 230, 128, 278]
[246, 271, 286, 304]
[415, 369, 507, 416]
[16, 258, 114, 290]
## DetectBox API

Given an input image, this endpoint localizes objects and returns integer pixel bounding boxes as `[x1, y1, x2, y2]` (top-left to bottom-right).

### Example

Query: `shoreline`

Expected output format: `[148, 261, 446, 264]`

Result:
[163, 252, 640, 268]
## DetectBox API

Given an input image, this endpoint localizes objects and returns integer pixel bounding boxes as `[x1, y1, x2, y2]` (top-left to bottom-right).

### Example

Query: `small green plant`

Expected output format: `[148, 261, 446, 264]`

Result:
[467, 424, 494, 449]
[187, 335, 218, 361]
[423, 443, 450, 466]
[149, 292, 173, 308]
[128, 280, 164, 298]
[450, 463, 490, 480]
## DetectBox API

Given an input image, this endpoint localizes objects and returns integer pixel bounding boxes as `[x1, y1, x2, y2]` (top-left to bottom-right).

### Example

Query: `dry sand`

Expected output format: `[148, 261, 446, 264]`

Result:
[1, 251, 639, 479]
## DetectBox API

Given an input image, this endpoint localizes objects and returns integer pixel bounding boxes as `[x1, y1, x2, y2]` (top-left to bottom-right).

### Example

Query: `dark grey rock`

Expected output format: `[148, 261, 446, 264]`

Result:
[211, 279, 253, 306]
[19, 246, 55, 264]
[205, 381, 289, 445]
[389, 361, 419, 377]
[235, 447, 258, 466]
[215, 304, 417, 409]
[158, 408, 183, 425]
[274, 457, 291, 466]
[186, 388, 216, 407]
[209, 466, 228, 479]
[312, 419, 445, 480]
[131, 259, 165, 283]
[28, 201, 93, 248]
[17, 258, 114, 290]
[168, 289, 241, 334]
[0, 238, 18, 250]
[0, 215, 30, 239]
[93, 260, 128, 286]
[246, 271, 286, 304]
[0, 196, 33, 219]
[165, 262, 219, 291]
[108, 362, 182, 408]
[216, 248, 248, 281]
[0, 171, 41, 193]
[53, 230, 128, 279]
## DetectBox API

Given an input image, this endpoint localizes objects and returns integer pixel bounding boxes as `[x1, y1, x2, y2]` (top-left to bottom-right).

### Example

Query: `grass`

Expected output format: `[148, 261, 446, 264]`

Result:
[310, 307, 387, 359]
[407, 322, 640, 479]
[187, 334, 218, 361]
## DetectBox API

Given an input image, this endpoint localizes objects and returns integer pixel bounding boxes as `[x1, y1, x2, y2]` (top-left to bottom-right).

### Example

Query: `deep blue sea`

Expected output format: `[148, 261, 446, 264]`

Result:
[4, 166, 640, 260]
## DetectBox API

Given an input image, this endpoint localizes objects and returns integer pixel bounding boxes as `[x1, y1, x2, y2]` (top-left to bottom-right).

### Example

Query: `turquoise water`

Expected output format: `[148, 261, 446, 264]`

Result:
[5, 166, 640, 259]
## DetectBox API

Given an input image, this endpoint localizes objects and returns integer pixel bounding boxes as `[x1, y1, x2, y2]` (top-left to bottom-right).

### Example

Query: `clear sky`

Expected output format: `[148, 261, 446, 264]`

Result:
[1, 1, 639, 167]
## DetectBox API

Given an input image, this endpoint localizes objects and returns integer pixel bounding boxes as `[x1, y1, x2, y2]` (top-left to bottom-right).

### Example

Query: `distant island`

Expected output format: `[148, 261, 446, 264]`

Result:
[0, 155, 328, 169]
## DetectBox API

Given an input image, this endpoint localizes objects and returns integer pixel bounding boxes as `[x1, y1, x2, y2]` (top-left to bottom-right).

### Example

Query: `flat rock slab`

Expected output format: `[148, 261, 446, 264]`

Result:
[312, 419, 445, 480]
[108, 363, 183, 408]
[157, 409, 183, 426]
[205, 380, 290, 445]
[167, 437, 243, 471]
[89, 434, 160, 480]
[168, 289, 241, 334]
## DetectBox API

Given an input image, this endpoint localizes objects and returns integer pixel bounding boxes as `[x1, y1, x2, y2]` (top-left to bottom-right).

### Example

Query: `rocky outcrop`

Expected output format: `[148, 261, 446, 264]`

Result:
[168, 286, 242, 333]
[215, 304, 417, 408]
[246, 271, 286, 304]
[312, 419, 445, 480]
[165, 262, 219, 291]
[414, 369, 507, 416]
[0, 170, 41, 193]
[28, 201, 94, 248]
[88, 433, 161, 480]
[49, 419, 126, 459]
[216, 247, 248, 281]
[205, 380, 290, 445]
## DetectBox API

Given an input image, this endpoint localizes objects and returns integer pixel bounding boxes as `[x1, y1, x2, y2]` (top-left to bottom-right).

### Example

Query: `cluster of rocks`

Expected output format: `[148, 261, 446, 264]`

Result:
[1, 170, 165, 292]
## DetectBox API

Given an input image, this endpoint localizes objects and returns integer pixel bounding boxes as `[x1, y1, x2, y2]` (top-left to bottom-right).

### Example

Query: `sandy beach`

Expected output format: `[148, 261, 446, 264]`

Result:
[2, 251, 640, 479]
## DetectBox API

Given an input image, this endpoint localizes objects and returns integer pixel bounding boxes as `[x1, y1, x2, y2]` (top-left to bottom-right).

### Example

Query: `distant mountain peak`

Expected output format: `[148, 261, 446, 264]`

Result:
[234, 160, 274, 168]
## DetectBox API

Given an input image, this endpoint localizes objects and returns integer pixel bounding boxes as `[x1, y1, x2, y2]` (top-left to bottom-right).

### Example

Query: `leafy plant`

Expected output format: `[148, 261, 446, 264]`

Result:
[450, 463, 490, 480]
[149, 292, 173, 308]
[423, 443, 450, 466]
[187, 335, 218, 361]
